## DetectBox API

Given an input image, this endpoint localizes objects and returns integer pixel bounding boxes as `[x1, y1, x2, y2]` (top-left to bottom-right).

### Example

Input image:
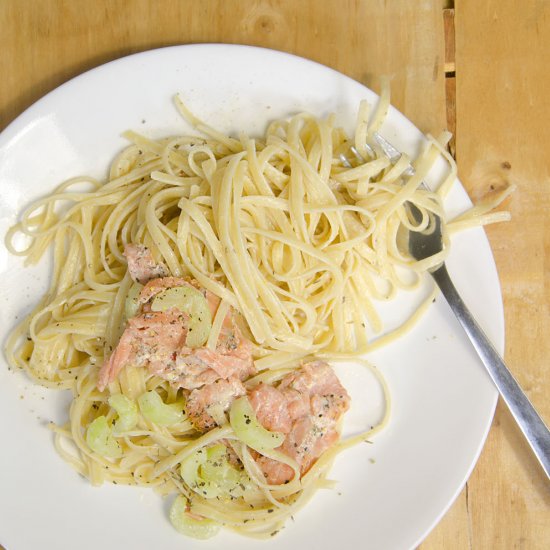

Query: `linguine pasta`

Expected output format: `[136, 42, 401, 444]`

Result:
[4, 91, 513, 539]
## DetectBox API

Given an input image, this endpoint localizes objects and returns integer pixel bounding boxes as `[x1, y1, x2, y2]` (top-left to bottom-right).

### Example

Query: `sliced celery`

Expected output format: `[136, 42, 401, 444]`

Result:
[169, 495, 220, 539]
[108, 394, 138, 433]
[86, 416, 123, 458]
[124, 282, 144, 319]
[180, 448, 220, 499]
[200, 444, 242, 488]
[150, 285, 211, 347]
[229, 396, 285, 451]
[138, 391, 185, 426]
[180, 444, 244, 499]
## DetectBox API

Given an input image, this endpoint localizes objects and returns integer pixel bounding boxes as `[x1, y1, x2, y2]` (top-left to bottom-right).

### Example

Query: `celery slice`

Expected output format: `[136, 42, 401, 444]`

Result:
[108, 394, 138, 433]
[86, 416, 123, 458]
[200, 444, 241, 488]
[138, 391, 185, 426]
[229, 396, 285, 450]
[124, 282, 144, 319]
[181, 444, 244, 499]
[180, 448, 220, 499]
[169, 495, 220, 539]
[150, 285, 211, 347]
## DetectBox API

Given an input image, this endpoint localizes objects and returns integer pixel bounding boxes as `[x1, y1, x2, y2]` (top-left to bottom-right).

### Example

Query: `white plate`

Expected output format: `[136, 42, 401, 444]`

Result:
[0, 44, 501, 550]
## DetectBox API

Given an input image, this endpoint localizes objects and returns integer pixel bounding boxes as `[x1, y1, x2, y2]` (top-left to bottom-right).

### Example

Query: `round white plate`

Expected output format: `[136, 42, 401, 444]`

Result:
[0, 44, 501, 550]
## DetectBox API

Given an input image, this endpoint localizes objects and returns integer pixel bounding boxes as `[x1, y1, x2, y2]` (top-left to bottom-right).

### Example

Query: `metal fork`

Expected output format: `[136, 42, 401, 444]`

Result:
[340, 132, 415, 177]
[343, 133, 550, 479]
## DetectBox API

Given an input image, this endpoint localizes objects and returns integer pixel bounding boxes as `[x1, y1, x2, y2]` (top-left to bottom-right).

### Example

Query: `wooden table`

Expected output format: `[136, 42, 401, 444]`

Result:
[1, 1, 548, 547]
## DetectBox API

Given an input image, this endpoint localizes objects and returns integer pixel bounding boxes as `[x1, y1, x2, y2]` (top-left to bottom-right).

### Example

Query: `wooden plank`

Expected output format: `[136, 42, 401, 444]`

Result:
[455, 0, 550, 547]
[0, 0, 446, 136]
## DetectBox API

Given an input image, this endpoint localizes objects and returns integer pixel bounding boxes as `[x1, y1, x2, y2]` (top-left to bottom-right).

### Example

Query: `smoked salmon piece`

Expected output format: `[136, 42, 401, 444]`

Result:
[123, 244, 168, 284]
[186, 377, 246, 431]
[249, 361, 350, 485]
[248, 383, 292, 434]
[97, 309, 188, 391]
[98, 273, 255, 392]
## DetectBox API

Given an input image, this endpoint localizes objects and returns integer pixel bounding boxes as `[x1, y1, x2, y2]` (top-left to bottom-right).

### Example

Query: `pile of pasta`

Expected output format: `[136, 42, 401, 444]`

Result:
[4, 90, 513, 539]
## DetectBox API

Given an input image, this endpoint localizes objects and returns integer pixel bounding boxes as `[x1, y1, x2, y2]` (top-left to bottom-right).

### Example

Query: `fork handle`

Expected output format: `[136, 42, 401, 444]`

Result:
[431, 264, 550, 479]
